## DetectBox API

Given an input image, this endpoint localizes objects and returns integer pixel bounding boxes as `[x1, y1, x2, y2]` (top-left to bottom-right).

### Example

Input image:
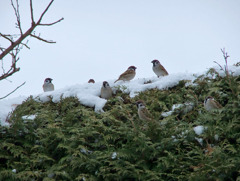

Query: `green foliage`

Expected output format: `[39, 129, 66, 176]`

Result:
[1, 68, 240, 180]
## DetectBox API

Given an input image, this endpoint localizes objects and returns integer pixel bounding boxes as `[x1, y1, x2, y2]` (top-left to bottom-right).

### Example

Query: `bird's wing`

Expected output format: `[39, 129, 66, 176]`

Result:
[142, 108, 152, 120]
[120, 69, 133, 78]
[213, 100, 222, 108]
[115, 69, 134, 82]
[160, 64, 169, 75]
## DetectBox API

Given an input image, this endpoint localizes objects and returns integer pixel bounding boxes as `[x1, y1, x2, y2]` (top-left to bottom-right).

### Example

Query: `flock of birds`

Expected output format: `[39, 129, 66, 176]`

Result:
[42, 59, 223, 121]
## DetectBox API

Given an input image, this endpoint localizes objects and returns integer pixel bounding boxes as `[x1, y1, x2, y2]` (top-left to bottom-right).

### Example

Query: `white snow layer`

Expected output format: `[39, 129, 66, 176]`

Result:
[193, 126, 205, 135]
[22, 115, 36, 120]
[1, 65, 240, 126]
[111, 152, 117, 159]
[161, 104, 184, 117]
[0, 96, 27, 126]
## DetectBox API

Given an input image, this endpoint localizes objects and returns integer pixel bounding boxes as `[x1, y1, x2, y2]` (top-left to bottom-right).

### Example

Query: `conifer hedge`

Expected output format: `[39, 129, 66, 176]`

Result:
[0, 67, 240, 180]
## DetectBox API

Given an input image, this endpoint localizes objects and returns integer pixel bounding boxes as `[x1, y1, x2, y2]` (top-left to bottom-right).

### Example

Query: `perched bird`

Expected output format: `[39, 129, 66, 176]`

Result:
[204, 96, 223, 111]
[88, 79, 95, 83]
[136, 100, 152, 121]
[101, 81, 113, 99]
[43, 78, 54, 92]
[151, 59, 169, 77]
[114, 66, 137, 83]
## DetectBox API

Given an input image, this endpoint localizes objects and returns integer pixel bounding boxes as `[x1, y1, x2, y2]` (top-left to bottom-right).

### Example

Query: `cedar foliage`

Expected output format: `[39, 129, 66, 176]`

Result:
[1, 65, 240, 181]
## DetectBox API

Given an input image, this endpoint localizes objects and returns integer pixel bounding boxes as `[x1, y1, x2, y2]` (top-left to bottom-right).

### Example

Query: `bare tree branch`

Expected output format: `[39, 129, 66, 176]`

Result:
[0, 33, 14, 43]
[0, 0, 63, 98]
[11, 0, 23, 35]
[39, 17, 64, 26]
[0, 0, 63, 60]
[30, 34, 56, 43]
[19, 39, 30, 49]
[36, 0, 54, 25]
[213, 48, 231, 79]
[213, 61, 224, 71]
[20, 41, 30, 49]
[1, 59, 5, 74]
[0, 47, 21, 81]
[221, 48, 230, 76]
[30, 0, 34, 24]
[0, 67, 20, 81]
[0, 81, 26, 100]
[0, 47, 6, 53]
[0, 25, 35, 60]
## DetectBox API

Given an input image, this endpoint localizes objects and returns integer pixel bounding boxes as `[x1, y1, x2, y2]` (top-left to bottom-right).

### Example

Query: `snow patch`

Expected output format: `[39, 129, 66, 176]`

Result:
[111, 152, 117, 159]
[0, 96, 26, 126]
[22, 115, 36, 120]
[161, 104, 183, 117]
[195, 137, 203, 145]
[193, 126, 205, 135]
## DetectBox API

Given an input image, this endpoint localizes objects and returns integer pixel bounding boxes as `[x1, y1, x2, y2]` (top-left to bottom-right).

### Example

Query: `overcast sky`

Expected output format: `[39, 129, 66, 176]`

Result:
[1, 0, 240, 99]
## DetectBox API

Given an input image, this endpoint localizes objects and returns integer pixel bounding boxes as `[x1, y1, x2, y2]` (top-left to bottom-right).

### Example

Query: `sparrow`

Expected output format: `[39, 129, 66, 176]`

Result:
[88, 79, 95, 83]
[151, 59, 169, 77]
[101, 81, 113, 99]
[204, 96, 223, 111]
[43, 78, 54, 92]
[114, 66, 137, 83]
[136, 100, 152, 121]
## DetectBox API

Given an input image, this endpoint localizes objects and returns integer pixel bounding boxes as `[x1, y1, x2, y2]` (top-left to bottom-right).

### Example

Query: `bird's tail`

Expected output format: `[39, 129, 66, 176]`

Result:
[114, 79, 119, 83]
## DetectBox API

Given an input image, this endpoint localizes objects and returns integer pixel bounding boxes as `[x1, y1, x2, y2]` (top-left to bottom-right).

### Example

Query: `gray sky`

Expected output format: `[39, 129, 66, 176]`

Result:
[1, 0, 240, 99]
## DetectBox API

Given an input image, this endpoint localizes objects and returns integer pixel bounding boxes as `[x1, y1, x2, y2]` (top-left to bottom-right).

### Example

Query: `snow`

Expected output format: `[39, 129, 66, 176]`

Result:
[80, 148, 92, 154]
[0, 96, 27, 126]
[22, 115, 36, 120]
[195, 137, 203, 145]
[213, 65, 240, 77]
[116, 72, 197, 98]
[36, 82, 107, 112]
[111, 152, 117, 159]
[193, 126, 205, 135]
[1, 65, 240, 126]
[214, 134, 219, 141]
[161, 104, 183, 117]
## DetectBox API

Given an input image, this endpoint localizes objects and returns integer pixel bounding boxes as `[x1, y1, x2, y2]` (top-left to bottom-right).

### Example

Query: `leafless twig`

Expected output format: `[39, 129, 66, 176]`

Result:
[0, 81, 26, 100]
[39, 18, 64, 26]
[221, 48, 230, 77]
[0, 33, 14, 43]
[213, 48, 230, 77]
[11, 0, 23, 35]
[30, 34, 56, 43]
[30, 0, 34, 24]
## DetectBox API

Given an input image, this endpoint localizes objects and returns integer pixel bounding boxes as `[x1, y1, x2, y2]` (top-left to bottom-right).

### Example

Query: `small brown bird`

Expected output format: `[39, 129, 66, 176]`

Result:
[43, 78, 54, 92]
[114, 66, 137, 83]
[204, 96, 223, 111]
[136, 100, 152, 121]
[88, 79, 95, 83]
[101, 81, 113, 99]
[151, 59, 168, 77]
